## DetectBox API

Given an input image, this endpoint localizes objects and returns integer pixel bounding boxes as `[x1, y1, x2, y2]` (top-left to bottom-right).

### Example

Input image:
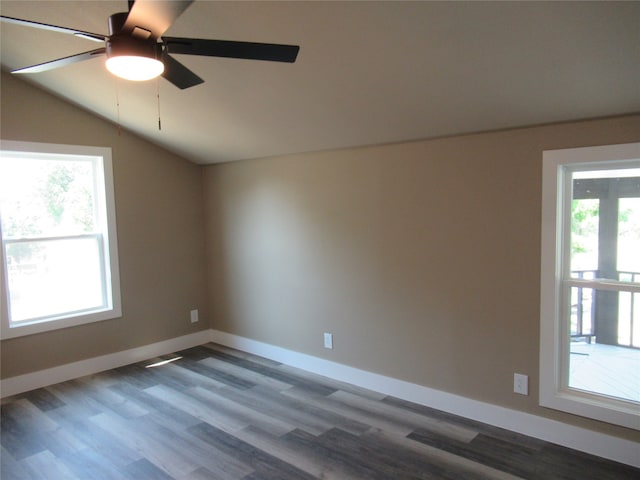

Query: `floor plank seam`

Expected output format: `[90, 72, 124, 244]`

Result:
[2, 343, 638, 480]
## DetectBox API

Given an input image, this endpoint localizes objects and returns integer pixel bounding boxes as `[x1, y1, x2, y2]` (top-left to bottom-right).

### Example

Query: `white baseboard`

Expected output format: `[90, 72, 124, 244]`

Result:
[0, 330, 210, 398]
[209, 329, 640, 468]
[1, 328, 636, 467]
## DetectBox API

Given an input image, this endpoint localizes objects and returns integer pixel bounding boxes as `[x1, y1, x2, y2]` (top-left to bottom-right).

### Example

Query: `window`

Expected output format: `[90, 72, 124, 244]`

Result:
[540, 142, 640, 429]
[0, 141, 121, 338]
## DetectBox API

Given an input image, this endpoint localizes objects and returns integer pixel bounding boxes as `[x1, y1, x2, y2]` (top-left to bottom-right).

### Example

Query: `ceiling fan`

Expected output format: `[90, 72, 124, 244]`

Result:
[0, 0, 300, 89]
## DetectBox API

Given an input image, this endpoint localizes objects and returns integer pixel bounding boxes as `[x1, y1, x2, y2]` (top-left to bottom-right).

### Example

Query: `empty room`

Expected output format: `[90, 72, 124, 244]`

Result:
[1, 1, 639, 479]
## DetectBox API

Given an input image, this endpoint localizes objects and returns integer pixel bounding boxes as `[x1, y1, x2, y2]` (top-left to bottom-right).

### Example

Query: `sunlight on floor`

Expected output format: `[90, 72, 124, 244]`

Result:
[145, 356, 183, 368]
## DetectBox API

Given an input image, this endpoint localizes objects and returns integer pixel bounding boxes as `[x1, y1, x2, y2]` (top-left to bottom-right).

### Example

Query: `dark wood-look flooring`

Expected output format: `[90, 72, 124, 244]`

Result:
[1, 343, 638, 479]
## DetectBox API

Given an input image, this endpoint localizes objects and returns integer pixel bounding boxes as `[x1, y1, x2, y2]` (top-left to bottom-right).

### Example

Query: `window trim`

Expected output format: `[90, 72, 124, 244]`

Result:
[540, 142, 640, 430]
[0, 140, 122, 339]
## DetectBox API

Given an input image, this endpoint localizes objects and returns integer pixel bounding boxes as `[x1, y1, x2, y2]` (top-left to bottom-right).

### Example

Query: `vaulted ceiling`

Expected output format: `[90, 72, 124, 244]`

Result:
[1, 1, 639, 164]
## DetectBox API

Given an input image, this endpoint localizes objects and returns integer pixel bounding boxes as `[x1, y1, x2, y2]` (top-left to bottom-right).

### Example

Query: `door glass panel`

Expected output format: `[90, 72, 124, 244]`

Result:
[569, 198, 599, 278]
[568, 299, 640, 403]
[618, 197, 640, 283]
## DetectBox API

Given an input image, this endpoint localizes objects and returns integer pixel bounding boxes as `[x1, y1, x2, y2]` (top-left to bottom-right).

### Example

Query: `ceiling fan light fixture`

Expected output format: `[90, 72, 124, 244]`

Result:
[105, 33, 164, 81]
[2, 4, 299, 89]
[106, 55, 164, 81]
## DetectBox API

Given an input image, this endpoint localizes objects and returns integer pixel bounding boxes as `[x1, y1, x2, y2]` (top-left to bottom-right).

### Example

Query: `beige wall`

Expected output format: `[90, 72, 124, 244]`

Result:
[1, 73, 209, 378]
[3, 71, 639, 443]
[204, 115, 640, 441]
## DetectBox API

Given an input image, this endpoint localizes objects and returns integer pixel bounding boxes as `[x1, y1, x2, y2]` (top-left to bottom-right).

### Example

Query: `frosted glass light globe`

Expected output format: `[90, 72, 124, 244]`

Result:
[106, 55, 164, 81]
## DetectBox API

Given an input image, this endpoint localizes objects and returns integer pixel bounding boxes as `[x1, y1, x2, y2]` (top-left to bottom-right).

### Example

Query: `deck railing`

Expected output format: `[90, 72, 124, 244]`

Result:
[571, 270, 639, 348]
[571, 270, 596, 342]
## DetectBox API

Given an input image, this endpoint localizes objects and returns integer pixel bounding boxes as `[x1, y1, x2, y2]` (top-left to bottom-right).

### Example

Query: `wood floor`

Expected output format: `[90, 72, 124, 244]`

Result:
[1, 343, 638, 479]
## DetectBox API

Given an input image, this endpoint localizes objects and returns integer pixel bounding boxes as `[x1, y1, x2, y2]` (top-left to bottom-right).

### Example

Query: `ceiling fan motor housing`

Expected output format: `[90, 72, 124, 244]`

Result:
[106, 12, 161, 61]
[108, 12, 128, 36]
[106, 35, 161, 61]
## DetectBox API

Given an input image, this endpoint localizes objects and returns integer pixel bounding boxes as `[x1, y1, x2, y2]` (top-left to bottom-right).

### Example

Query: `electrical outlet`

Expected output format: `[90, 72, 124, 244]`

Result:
[324, 332, 333, 349]
[190, 309, 199, 323]
[514, 373, 528, 395]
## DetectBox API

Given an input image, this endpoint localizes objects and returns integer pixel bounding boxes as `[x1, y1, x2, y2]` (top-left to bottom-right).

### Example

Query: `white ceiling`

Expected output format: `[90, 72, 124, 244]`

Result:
[1, 1, 639, 165]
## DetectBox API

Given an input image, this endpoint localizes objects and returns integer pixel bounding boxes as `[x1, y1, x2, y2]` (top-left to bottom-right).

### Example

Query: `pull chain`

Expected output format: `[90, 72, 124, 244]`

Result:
[157, 78, 162, 131]
[114, 79, 162, 132]
[115, 79, 122, 136]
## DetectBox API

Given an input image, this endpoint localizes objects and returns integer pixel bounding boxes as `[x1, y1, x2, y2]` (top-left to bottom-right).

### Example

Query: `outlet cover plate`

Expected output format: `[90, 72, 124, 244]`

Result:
[514, 373, 529, 395]
[324, 332, 333, 349]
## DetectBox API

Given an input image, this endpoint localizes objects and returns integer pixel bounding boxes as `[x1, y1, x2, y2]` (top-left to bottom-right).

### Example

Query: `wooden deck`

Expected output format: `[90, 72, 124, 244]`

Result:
[569, 342, 640, 402]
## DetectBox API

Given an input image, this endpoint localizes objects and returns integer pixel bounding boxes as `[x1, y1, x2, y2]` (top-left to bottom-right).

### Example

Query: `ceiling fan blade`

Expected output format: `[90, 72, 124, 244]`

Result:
[11, 48, 106, 74]
[163, 37, 300, 63]
[162, 54, 204, 89]
[123, 0, 194, 38]
[0, 15, 104, 42]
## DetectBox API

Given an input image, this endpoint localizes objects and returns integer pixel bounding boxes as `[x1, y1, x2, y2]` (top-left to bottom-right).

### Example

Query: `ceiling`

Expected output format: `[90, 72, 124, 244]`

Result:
[1, 1, 639, 165]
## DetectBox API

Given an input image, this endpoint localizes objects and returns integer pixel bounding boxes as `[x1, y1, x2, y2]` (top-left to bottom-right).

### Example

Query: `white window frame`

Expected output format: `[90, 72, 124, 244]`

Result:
[540, 142, 640, 430]
[0, 140, 121, 339]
